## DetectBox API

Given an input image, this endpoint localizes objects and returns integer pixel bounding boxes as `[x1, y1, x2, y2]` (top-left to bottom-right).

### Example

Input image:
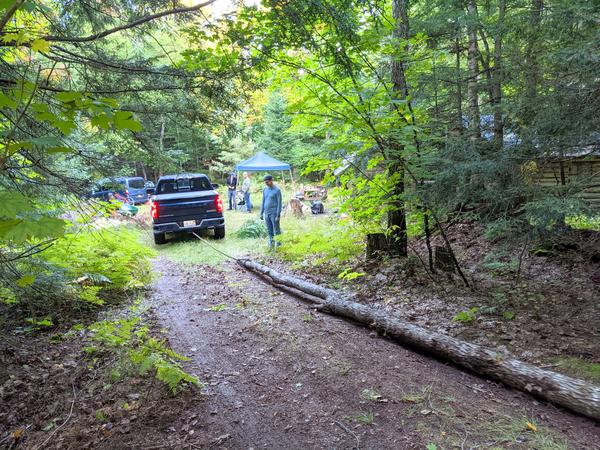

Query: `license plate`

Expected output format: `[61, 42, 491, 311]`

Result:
[183, 220, 196, 228]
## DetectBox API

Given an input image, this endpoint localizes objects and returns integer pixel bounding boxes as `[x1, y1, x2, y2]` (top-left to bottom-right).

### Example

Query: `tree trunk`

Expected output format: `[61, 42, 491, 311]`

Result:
[159, 116, 165, 153]
[387, 0, 410, 257]
[238, 258, 600, 422]
[387, 160, 408, 257]
[367, 233, 389, 260]
[492, 0, 506, 145]
[391, 0, 409, 99]
[466, 0, 481, 140]
[140, 161, 148, 180]
[0, 0, 25, 33]
[524, 0, 543, 125]
[477, 27, 493, 108]
[454, 37, 464, 134]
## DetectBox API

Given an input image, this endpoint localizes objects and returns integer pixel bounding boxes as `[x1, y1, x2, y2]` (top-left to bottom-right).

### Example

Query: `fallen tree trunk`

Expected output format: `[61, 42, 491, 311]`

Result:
[237, 258, 600, 422]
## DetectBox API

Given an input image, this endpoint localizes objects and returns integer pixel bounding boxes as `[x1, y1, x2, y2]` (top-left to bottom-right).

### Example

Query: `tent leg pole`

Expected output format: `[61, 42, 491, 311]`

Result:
[290, 169, 295, 191]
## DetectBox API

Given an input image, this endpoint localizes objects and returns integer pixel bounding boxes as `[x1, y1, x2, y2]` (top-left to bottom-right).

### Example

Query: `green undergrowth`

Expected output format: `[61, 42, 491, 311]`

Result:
[43, 226, 155, 291]
[82, 309, 201, 393]
[551, 357, 600, 383]
[236, 217, 268, 239]
[274, 207, 425, 269]
[565, 214, 600, 231]
[150, 204, 421, 271]
[1, 225, 155, 326]
[277, 215, 363, 266]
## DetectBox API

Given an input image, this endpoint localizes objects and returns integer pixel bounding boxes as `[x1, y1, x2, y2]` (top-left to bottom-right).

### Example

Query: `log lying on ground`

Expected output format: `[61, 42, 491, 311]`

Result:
[237, 258, 600, 422]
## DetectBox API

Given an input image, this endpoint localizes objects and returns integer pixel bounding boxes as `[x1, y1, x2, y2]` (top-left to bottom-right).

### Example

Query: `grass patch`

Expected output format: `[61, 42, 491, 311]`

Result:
[209, 303, 228, 312]
[400, 384, 433, 405]
[479, 417, 568, 450]
[400, 392, 426, 404]
[346, 411, 374, 425]
[146, 209, 266, 265]
[551, 356, 600, 383]
[452, 307, 478, 323]
[398, 384, 458, 419]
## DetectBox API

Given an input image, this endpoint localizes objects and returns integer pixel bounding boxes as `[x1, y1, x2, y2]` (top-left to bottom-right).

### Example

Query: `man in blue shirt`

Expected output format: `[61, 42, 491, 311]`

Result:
[260, 174, 282, 248]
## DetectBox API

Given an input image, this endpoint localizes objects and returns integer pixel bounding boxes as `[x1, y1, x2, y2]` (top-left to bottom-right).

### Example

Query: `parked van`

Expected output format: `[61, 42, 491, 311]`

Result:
[90, 177, 149, 204]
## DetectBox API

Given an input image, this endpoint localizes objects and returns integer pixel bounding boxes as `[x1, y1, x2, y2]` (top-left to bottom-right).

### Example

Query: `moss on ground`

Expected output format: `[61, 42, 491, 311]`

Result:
[551, 357, 600, 383]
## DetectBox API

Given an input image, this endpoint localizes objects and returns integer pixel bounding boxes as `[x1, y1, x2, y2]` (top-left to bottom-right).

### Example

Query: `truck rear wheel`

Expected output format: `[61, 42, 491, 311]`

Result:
[214, 227, 225, 240]
[154, 232, 166, 245]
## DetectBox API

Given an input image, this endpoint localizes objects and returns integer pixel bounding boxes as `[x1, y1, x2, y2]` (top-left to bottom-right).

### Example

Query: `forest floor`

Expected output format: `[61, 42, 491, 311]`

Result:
[285, 221, 600, 385]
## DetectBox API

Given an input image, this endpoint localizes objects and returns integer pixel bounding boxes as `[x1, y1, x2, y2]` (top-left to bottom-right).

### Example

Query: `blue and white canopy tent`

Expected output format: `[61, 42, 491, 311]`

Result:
[235, 151, 294, 186]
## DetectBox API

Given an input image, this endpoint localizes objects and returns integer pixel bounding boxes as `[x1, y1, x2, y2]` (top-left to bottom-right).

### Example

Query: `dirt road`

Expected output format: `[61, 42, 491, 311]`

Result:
[149, 258, 600, 449]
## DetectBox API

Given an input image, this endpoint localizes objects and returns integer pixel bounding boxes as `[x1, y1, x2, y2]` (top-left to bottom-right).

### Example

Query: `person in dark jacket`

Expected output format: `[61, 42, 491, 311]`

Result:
[226, 172, 237, 210]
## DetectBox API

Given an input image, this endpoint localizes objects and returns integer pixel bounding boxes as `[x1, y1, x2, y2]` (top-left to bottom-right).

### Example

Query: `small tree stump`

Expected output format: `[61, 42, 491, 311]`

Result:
[434, 245, 455, 272]
[288, 198, 305, 218]
[366, 233, 389, 260]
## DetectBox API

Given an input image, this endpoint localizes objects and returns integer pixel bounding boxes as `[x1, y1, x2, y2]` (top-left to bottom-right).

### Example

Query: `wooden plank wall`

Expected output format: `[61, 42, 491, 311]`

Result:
[535, 159, 600, 208]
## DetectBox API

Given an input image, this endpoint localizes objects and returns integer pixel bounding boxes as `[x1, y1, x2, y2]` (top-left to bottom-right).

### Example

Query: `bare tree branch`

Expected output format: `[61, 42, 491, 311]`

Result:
[43, 0, 218, 43]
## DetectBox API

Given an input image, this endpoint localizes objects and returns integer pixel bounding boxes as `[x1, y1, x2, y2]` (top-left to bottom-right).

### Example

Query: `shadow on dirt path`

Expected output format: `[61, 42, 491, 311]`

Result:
[148, 257, 600, 449]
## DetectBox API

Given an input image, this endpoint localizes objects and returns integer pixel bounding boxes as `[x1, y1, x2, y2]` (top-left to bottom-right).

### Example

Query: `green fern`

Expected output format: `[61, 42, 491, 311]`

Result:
[453, 307, 478, 323]
[42, 227, 155, 291]
[155, 361, 201, 392]
[87, 317, 201, 392]
[4, 226, 156, 322]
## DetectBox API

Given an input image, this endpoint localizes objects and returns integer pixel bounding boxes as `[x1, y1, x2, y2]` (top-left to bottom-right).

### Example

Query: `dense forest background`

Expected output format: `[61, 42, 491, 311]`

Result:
[0, 0, 598, 324]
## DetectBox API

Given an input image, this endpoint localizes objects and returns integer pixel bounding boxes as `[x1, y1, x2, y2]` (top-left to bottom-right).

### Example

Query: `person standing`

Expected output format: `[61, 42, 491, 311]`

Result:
[260, 174, 282, 249]
[226, 172, 237, 210]
[242, 172, 253, 212]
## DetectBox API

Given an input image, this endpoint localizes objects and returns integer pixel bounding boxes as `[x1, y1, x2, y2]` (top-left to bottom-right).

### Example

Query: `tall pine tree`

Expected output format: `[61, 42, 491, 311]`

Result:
[255, 92, 297, 162]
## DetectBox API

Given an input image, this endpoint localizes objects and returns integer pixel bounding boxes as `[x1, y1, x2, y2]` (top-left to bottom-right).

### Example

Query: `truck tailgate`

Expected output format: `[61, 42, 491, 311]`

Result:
[153, 192, 218, 221]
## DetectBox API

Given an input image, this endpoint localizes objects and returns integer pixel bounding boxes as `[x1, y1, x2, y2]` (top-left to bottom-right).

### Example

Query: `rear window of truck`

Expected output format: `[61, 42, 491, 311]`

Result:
[156, 177, 212, 194]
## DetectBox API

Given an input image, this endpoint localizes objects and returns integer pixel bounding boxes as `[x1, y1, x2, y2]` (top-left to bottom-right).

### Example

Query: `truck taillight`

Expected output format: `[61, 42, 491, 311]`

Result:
[214, 195, 223, 214]
[151, 201, 159, 219]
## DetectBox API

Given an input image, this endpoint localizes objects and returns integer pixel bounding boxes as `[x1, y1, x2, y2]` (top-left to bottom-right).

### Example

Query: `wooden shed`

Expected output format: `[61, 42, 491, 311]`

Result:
[534, 151, 600, 208]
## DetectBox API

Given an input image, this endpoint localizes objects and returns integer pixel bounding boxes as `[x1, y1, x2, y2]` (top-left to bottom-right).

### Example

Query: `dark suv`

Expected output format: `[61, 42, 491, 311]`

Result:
[150, 174, 225, 245]
[91, 177, 149, 204]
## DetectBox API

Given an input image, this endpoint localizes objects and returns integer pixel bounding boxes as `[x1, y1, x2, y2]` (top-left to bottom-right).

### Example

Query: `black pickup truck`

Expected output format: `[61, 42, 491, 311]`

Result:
[150, 174, 225, 245]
